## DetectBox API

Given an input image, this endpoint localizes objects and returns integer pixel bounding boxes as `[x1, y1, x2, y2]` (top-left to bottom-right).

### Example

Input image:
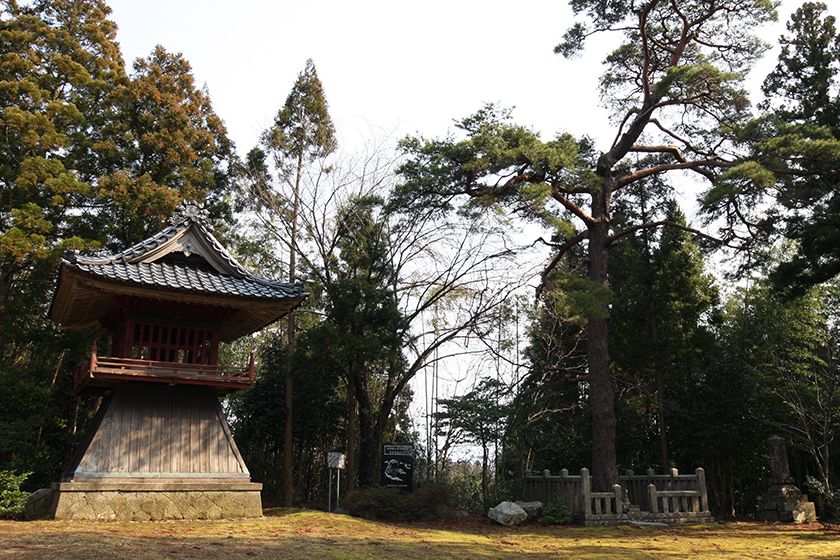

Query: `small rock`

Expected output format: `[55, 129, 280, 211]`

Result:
[487, 501, 528, 526]
[514, 500, 543, 521]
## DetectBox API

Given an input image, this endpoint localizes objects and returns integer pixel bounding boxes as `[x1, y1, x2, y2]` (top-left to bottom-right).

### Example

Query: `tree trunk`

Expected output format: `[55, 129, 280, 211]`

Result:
[282, 151, 304, 507]
[346, 379, 358, 489]
[481, 444, 489, 507]
[0, 267, 15, 316]
[587, 192, 619, 491]
[357, 405, 380, 487]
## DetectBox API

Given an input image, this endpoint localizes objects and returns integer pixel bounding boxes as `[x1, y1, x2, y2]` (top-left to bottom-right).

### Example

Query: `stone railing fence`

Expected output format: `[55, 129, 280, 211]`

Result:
[522, 466, 711, 525]
[621, 467, 709, 513]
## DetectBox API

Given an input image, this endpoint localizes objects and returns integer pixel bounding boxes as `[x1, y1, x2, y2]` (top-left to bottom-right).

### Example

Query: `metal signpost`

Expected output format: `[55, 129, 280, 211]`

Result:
[327, 451, 346, 512]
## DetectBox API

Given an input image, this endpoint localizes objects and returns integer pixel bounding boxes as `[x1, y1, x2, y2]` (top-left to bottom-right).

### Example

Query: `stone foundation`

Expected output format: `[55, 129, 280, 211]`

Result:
[27, 482, 263, 521]
[758, 484, 816, 524]
[757, 437, 817, 524]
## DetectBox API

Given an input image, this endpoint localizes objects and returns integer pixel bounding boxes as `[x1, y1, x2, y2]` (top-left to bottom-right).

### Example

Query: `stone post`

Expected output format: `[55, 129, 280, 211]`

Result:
[581, 468, 591, 517]
[758, 435, 815, 523]
[648, 484, 658, 514]
[613, 484, 623, 514]
[767, 435, 791, 483]
[695, 467, 709, 513]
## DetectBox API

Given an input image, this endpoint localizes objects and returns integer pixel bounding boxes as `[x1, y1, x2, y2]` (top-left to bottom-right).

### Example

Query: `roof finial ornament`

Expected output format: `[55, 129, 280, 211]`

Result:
[170, 200, 209, 225]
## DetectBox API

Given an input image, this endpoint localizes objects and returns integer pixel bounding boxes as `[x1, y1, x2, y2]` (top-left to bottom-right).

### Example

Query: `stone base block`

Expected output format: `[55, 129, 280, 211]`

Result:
[758, 483, 816, 524]
[580, 511, 713, 526]
[29, 482, 263, 521]
[759, 500, 816, 524]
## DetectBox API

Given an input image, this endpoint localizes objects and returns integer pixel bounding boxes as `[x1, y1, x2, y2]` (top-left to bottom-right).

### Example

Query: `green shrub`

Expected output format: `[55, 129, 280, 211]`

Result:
[445, 468, 484, 512]
[540, 497, 571, 525]
[0, 470, 30, 519]
[344, 484, 452, 521]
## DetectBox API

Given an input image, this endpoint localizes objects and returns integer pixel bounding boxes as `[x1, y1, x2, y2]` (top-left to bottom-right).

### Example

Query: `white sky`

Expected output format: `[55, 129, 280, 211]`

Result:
[108, 1, 835, 158]
[107, 0, 839, 458]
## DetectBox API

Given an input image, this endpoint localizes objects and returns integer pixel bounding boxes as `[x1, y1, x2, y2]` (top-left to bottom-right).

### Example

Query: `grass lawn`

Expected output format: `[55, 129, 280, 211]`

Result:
[1, 509, 838, 559]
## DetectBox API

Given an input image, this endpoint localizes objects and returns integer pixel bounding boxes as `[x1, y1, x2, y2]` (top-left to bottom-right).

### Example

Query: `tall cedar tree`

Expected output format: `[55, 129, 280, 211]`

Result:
[96, 45, 236, 247]
[258, 59, 336, 505]
[610, 187, 718, 471]
[703, 2, 840, 295]
[0, 1, 234, 486]
[396, 1, 773, 489]
[0, 0, 125, 311]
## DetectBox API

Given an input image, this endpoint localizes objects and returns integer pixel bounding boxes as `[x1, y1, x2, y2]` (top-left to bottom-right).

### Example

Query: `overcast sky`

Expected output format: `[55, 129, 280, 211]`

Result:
[106, 0, 839, 453]
[108, 1, 836, 158]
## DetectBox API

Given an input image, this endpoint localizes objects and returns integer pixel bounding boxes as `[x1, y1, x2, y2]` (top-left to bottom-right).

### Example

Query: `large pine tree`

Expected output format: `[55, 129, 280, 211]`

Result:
[397, 1, 774, 489]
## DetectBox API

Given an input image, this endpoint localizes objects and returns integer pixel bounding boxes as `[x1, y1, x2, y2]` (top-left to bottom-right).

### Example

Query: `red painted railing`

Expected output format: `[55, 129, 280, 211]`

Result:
[75, 341, 255, 391]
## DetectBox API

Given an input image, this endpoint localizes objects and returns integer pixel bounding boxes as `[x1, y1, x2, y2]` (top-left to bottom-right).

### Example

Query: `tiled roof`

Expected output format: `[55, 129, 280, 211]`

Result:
[75, 213, 252, 279]
[69, 261, 303, 299]
[61, 201, 303, 301]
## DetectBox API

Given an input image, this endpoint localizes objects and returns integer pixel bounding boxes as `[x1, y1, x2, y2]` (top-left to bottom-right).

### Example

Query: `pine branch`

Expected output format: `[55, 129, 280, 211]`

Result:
[536, 229, 589, 296]
[606, 219, 727, 247]
[613, 158, 730, 190]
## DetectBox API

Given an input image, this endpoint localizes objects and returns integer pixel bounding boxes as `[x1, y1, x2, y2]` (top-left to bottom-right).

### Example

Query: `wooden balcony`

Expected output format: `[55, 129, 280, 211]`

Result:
[75, 342, 255, 392]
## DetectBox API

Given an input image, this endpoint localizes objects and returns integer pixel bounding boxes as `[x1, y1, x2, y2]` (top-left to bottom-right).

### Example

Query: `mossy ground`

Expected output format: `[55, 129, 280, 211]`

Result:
[1, 509, 839, 559]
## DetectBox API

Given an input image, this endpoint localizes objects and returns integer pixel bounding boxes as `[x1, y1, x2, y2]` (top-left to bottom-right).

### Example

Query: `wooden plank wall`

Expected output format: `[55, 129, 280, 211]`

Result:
[74, 386, 247, 477]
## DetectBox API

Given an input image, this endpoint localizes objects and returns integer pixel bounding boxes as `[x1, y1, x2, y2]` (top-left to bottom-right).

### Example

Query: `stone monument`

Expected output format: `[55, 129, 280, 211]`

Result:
[758, 436, 816, 523]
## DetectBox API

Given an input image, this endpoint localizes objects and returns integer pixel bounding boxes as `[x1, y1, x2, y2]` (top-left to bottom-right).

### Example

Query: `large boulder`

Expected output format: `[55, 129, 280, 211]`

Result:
[487, 501, 528, 526]
[24, 488, 56, 520]
[514, 500, 543, 521]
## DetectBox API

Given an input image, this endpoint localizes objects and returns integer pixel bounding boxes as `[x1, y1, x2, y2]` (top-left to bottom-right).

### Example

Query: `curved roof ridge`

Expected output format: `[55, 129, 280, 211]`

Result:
[190, 220, 252, 279]
[66, 201, 271, 282]
[72, 221, 184, 265]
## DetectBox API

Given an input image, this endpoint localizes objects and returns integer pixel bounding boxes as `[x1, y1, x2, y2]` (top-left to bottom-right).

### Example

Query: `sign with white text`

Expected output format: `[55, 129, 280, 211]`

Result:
[381, 443, 413, 490]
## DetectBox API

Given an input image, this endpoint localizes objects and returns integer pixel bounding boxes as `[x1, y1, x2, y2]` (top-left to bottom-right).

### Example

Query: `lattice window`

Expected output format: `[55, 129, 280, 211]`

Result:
[126, 321, 219, 365]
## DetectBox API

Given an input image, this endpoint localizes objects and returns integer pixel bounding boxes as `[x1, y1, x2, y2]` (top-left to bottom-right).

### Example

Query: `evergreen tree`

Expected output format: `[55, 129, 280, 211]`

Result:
[96, 45, 236, 247]
[435, 378, 509, 507]
[761, 2, 840, 130]
[251, 59, 336, 505]
[764, 3, 840, 294]
[0, 0, 125, 310]
[704, 2, 840, 295]
[326, 199, 407, 487]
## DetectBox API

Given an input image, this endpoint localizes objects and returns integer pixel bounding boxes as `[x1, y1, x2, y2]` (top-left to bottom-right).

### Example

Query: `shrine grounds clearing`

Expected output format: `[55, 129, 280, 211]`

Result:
[2, 509, 839, 559]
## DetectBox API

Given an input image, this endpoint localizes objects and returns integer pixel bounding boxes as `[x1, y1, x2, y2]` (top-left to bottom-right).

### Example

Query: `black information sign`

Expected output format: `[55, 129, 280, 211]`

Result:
[381, 443, 414, 490]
